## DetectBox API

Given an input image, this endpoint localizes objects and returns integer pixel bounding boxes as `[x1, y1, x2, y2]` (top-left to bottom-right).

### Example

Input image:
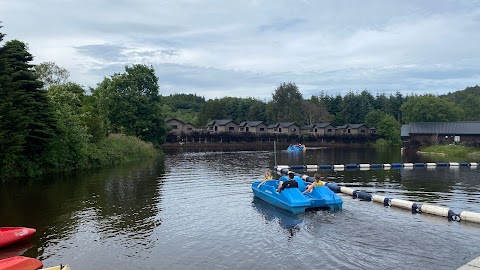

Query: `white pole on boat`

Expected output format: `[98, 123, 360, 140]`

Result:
[274, 140, 277, 167]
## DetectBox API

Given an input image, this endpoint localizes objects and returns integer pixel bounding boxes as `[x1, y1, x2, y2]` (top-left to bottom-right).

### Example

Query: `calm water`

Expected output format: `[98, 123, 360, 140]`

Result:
[1, 145, 480, 270]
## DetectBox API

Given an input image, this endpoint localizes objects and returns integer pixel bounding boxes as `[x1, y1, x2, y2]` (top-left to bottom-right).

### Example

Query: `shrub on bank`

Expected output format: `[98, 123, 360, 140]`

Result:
[81, 134, 159, 168]
[1, 134, 159, 180]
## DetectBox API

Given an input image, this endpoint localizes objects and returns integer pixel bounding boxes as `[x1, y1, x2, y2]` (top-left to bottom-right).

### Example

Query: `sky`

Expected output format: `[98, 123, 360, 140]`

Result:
[1, 0, 480, 100]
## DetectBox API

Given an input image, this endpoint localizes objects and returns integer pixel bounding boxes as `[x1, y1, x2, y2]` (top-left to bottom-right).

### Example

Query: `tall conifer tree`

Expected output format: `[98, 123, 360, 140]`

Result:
[0, 35, 56, 177]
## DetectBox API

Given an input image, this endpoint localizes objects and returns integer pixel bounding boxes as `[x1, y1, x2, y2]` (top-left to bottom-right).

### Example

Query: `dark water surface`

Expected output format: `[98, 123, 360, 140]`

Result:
[1, 145, 480, 270]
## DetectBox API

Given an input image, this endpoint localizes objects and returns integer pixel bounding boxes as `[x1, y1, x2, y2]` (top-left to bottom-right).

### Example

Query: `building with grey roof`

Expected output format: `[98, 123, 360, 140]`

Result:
[401, 122, 480, 145]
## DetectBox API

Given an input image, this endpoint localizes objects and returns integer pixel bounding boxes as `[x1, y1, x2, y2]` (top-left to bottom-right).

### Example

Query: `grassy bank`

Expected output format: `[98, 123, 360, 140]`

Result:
[420, 145, 480, 157]
[2, 134, 160, 180]
[81, 134, 160, 168]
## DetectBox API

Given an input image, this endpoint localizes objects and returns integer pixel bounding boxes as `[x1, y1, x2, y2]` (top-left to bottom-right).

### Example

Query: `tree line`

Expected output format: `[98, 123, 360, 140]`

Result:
[162, 83, 480, 147]
[163, 84, 480, 128]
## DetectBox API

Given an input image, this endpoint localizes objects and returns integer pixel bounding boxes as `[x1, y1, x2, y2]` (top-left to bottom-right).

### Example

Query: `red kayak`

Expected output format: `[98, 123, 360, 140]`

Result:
[0, 256, 42, 270]
[0, 227, 36, 248]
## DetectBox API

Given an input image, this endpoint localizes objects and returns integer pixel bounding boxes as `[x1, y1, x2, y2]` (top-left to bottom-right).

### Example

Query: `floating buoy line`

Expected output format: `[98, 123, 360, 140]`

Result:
[274, 165, 480, 224]
[277, 162, 478, 171]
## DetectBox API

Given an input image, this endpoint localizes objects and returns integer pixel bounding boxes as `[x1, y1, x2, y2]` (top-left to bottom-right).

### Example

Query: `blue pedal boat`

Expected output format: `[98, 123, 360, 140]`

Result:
[251, 176, 343, 214]
[287, 145, 306, 151]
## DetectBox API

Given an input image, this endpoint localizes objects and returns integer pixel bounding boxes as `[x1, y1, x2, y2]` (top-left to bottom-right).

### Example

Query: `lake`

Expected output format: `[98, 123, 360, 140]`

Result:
[1, 144, 479, 270]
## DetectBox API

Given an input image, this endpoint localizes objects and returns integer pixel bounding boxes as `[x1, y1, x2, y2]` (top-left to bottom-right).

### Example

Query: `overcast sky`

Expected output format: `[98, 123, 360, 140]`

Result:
[2, 0, 480, 100]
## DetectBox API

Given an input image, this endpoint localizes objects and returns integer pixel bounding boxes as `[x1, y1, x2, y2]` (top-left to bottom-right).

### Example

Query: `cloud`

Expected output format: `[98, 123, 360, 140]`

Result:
[2, 0, 480, 100]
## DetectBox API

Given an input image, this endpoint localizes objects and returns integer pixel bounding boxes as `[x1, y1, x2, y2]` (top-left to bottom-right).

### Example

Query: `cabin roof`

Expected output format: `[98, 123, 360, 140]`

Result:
[206, 119, 237, 126]
[238, 121, 266, 127]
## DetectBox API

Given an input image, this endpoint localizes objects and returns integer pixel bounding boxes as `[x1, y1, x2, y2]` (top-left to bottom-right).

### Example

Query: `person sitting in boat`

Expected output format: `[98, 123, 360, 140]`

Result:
[277, 171, 298, 193]
[302, 173, 324, 194]
[257, 170, 273, 188]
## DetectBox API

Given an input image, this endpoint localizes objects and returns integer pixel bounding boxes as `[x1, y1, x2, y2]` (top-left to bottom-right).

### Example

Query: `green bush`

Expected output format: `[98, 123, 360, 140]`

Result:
[375, 138, 389, 147]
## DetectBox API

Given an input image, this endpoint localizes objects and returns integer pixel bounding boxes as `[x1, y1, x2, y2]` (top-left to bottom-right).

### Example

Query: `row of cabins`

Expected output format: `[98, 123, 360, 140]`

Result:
[165, 118, 374, 136]
[167, 118, 480, 145]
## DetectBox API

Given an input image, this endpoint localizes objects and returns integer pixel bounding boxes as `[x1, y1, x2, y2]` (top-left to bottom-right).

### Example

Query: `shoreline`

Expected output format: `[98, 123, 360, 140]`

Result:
[161, 141, 373, 147]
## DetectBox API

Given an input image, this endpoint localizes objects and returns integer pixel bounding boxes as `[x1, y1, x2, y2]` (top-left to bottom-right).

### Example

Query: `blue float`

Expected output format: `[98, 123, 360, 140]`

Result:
[326, 183, 341, 193]
[345, 164, 359, 169]
[354, 190, 372, 201]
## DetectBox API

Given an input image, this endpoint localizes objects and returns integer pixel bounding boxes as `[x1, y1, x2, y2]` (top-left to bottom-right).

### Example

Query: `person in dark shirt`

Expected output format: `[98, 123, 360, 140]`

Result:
[277, 171, 299, 193]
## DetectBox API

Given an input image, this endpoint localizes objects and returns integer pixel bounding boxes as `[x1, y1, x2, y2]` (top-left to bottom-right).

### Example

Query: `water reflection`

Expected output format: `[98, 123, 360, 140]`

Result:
[0, 242, 33, 260]
[251, 198, 302, 239]
[0, 158, 165, 262]
[1, 146, 479, 270]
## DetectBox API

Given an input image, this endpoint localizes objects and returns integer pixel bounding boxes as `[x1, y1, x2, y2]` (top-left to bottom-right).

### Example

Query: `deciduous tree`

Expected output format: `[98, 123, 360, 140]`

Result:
[94, 64, 167, 146]
[376, 115, 402, 146]
[400, 94, 464, 123]
[270, 82, 303, 123]
[34, 61, 70, 89]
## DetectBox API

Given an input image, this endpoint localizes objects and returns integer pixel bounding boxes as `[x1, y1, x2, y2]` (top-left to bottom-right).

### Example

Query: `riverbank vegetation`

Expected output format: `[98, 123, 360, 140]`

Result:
[420, 145, 480, 157]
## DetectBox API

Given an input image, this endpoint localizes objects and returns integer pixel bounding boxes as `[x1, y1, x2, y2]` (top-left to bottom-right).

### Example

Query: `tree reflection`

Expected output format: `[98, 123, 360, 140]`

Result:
[0, 157, 165, 259]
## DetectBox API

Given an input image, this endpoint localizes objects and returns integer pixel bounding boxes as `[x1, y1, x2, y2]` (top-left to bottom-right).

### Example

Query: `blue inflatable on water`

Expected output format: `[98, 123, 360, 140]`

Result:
[287, 145, 306, 151]
[251, 176, 343, 214]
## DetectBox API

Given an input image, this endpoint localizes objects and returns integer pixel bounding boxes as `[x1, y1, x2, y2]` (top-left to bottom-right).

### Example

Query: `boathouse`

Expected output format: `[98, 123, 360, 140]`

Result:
[401, 122, 480, 145]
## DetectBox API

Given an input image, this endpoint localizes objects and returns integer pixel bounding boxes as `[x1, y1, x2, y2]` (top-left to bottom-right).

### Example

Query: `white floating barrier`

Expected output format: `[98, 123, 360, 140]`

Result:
[403, 163, 414, 168]
[383, 163, 391, 167]
[460, 211, 480, 224]
[359, 164, 370, 168]
[470, 162, 478, 166]
[426, 163, 437, 167]
[276, 165, 290, 169]
[372, 195, 390, 206]
[449, 162, 460, 167]
[340, 187, 355, 195]
[306, 165, 318, 169]
[333, 164, 345, 170]
[420, 204, 450, 217]
[391, 199, 417, 211]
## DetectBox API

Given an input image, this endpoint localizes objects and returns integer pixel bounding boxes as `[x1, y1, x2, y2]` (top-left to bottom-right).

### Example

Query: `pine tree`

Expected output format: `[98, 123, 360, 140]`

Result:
[0, 25, 28, 176]
[0, 38, 57, 177]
